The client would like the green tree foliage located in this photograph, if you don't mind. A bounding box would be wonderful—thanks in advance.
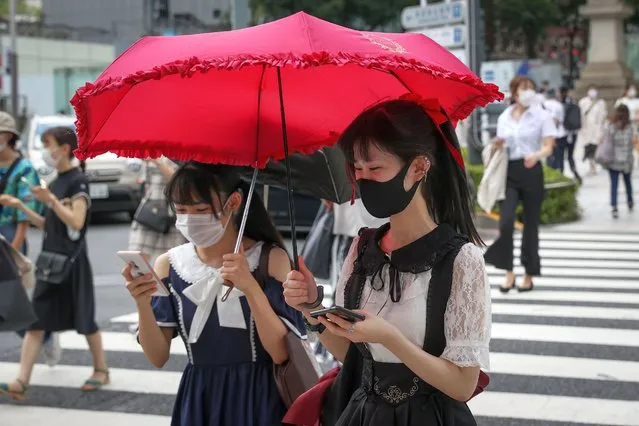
[250,0,415,30]
[0,0,40,17]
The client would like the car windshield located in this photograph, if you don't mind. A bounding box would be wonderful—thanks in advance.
[33,122,76,149]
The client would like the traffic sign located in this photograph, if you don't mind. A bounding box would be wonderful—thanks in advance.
[412,25,466,49]
[401,1,466,30]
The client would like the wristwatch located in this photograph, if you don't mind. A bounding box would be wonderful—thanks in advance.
[304,317,326,334]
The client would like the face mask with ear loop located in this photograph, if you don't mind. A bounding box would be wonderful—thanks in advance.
[175,197,234,248]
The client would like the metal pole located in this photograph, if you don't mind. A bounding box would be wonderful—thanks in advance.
[221,167,259,302]
[9,0,18,116]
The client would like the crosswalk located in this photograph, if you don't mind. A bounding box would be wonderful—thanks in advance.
[2,230,639,425]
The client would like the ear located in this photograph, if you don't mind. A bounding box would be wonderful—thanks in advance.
[411,156,430,180]
[227,191,243,214]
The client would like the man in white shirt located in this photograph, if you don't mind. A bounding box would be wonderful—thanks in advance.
[543,89,568,171]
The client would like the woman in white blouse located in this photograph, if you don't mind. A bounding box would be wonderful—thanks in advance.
[484,76,556,293]
[284,97,491,425]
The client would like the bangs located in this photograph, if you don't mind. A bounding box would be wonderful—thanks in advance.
[165,164,226,215]
[338,105,404,179]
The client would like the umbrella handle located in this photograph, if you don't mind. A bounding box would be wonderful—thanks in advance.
[221,168,259,302]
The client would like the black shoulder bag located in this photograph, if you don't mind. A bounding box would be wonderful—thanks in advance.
[35,241,85,285]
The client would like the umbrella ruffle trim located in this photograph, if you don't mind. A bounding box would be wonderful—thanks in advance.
[71,52,503,158]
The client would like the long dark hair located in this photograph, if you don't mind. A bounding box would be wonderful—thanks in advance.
[41,126,86,172]
[165,161,287,252]
[339,99,482,245]
[613,104,630,130]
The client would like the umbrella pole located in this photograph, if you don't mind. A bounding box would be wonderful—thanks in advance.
[263,184,269,210]
[221,167,259,302]
[276,67,299,270]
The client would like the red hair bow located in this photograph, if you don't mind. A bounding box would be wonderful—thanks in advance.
[399,93,465,170]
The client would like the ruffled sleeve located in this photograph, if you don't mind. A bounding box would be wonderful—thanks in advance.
[263,277,307,338]
[440,243,491,369]
[151,278,178,329]
[334,236,359,307]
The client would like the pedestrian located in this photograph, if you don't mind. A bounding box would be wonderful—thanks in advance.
[579,84,608,175]
[284,96,491,425]
[0,127,109,400]
[559,86,583,183]
[128,157,185,264]
[0,111,62,367]
[122,161,305,426]
[605,104,638,218]
[484,76,556,293]
[614,82,639,124]
[543,88,567,172]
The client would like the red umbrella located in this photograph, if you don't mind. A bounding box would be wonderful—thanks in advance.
[71,12,502,291]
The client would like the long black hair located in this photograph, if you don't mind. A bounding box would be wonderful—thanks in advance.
[165,161,287,252]
[339,99,482,246]
[41,126,87,173]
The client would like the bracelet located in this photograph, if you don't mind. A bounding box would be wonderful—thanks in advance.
[304,317,326,334]
[299,285,324,310]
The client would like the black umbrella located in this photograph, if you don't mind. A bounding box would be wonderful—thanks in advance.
[0,240,37,332]
[237,146,352,204]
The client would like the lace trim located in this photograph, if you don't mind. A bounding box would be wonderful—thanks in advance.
[249,314,257,362]
[373,376,419,404]
[169,283,193,364]
[168,241,263,284]
[440,345,490,369]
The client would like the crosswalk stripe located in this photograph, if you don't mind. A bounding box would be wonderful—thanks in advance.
[487,265,639,279]
[491,303,639,321]
[488,275,639,290]
[514,239,639,251]
[58,331,187,355]
[491,289,639,305]
[518,257,639,269]
[492,323,639,347]
[0,405,170,426]
[468,392,639,425]
[0,362,181,394]
[533,231,639,242]
[515,248,639,261]
[489,353,639,382]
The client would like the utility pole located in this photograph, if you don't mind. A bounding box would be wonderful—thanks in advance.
[9,0,19,116]
[231,0,251,30]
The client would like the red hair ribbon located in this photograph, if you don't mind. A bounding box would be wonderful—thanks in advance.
[399,93,466,170]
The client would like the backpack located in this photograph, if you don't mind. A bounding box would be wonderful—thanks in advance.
[564,102,582,131]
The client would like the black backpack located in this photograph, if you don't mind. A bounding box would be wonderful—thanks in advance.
[564,102,582,131]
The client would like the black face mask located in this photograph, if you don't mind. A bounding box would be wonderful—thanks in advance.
[357,161,420,219]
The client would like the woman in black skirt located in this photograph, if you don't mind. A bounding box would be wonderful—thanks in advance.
[0,127,108,400]
[283,97,491,425]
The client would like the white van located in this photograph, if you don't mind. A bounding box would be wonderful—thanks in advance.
[21,114,144,218]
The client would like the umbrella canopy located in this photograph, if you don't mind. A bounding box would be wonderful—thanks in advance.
[72,12,502,165]
[237,146,351,204]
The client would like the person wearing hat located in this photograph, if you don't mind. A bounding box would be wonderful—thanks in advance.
[0,111,61,367]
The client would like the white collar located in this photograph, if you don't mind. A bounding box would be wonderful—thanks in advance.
[168,241,264,284]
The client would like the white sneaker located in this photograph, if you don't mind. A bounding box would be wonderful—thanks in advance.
[43,333,62,367]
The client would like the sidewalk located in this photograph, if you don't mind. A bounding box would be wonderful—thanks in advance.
[477,166,639,234]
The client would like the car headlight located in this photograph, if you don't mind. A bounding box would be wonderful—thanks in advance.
[126,159,143,173]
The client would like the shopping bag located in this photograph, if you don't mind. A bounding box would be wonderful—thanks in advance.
[595,127,614,167]
[0,240,37,331]
[300,204,334,280]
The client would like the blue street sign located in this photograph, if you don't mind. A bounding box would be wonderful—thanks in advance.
[401,1,466,30]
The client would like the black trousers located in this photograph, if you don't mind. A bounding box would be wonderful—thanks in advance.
[484,160,544,276]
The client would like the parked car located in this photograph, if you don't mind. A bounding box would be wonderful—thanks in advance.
[21,114,144,218]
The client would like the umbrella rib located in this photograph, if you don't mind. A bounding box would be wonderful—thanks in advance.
[254,65,266,165]
[320,149,341,203]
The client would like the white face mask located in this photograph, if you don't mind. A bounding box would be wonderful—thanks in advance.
[587,89,598,99]
[42,149,61,168]
[517,89,537,107]
[175,205,232,248]
[628,88,637,98]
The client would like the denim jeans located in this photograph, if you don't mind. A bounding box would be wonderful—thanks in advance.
[608,169,634,208]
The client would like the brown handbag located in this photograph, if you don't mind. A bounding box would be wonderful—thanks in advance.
[254,244,322,407]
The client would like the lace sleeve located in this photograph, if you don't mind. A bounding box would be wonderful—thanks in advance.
[335,236,359,307]
[440,243,491,369]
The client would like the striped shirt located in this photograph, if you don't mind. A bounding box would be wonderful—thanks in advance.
[0,157,43,225]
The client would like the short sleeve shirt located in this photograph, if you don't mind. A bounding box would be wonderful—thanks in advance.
[0,157,43,225]
[497,104,557,160]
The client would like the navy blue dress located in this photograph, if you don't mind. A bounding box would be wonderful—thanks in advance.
[150,242,306,426]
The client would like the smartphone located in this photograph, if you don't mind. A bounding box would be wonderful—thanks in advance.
[116,251,169,297]
[310,306,365,322]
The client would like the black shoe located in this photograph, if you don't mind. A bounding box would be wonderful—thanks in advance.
[517,281,534,292]
[629,201,634,212]
[612,207,619,219]
[499,277,516,293]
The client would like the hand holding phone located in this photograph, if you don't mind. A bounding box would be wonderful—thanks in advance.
[117,251,169,297]
[310,306,365,322]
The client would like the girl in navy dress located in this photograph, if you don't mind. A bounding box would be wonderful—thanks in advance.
[122,161,305,426]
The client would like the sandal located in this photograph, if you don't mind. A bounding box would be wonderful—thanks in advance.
[0,379,29,401]
[81,368,110,392]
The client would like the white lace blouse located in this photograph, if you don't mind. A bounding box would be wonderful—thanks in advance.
[335,238,491,369]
